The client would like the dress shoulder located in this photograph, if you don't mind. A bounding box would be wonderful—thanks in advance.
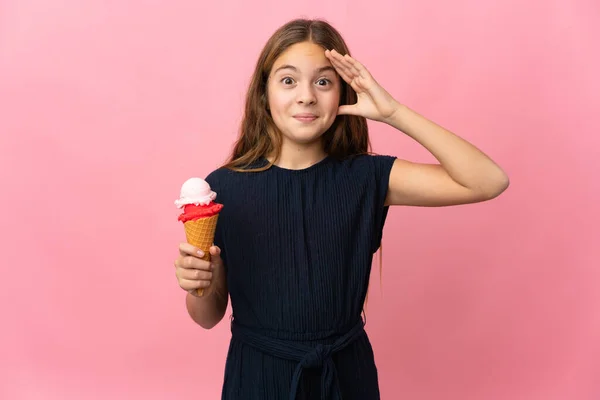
[205,166,230,190]
[348,153,397,253]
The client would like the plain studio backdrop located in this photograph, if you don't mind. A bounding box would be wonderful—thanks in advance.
[1,1,598,399]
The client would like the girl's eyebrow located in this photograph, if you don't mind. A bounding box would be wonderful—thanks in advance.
[273,65,336,74]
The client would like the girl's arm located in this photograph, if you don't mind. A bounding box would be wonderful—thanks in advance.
[324,49,509,207]
[186,285,228,330]
[384,105,509,207]
[185,246,229,329]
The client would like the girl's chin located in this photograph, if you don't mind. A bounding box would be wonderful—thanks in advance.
[283,128,328,141]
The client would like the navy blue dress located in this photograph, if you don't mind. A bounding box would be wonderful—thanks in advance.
[205,153,397,399]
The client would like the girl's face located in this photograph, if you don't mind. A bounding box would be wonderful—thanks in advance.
[267,41,341,148]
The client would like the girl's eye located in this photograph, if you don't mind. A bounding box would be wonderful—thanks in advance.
[280,77,331,86]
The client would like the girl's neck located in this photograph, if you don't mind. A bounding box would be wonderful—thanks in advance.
[267,141,328,170]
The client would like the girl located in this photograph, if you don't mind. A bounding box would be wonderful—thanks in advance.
[174,18,508,400]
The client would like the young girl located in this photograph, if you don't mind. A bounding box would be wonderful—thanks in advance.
[174,18,508,400]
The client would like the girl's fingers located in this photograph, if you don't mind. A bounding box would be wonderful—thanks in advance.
[342,54,361,70]
[329,50,357,72]
[179,242,205,258]
[179,278,210,290]
[327,52,355,83]
[177,267,213,281]
[330,49,372,82]
[174,255,213,271]
[332,61,353,83]
[340,58,363,80]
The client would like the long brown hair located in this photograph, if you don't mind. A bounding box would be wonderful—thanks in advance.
[222,18,372,172]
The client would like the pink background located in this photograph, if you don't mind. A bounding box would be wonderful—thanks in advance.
[1,0,598,399]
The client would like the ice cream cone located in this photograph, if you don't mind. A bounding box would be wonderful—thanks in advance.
[183,214,219,296]
[176,177,223,298]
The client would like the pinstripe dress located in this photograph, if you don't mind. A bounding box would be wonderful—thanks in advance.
[205,153,396,399]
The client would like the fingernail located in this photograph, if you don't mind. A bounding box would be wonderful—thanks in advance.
[197,250,204,257]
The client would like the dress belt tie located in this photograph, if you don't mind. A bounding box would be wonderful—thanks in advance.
[231,319,366,400]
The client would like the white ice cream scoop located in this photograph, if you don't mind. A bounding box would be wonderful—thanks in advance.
[174,177,217,208]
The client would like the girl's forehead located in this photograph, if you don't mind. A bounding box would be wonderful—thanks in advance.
[272,42,331,72]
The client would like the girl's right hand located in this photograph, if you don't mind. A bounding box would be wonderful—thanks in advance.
[174,243,222,296]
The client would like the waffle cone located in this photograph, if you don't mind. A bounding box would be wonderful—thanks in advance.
[183,214,219,296]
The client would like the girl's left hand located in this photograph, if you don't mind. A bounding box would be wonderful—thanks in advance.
[325,49,401,124]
